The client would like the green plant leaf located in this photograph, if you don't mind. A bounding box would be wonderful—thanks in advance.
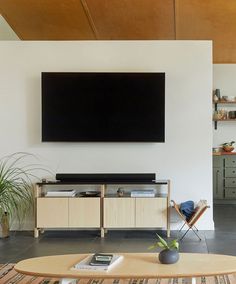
[148,245,157,250]
[148,234,180,252]
[0,152,52,227]
[223,141,235,146]
[157,242,165,248]
[156,234,169,249]
[169,239,179,250]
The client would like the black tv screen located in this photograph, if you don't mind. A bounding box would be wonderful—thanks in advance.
[42,72,165,142]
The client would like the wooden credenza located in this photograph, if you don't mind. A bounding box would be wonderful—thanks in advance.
[34,180,170,238]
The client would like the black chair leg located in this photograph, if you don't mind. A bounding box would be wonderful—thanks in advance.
[192,227,202,241]
[178,223,186,232]
[179,226,201,241]
[179,228,190,241]
[193,225,199,231]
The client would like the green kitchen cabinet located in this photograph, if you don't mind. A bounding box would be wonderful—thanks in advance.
[213,155,236,202]
[213,167,224,199]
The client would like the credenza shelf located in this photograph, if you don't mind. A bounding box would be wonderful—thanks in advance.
[34,180,171,238]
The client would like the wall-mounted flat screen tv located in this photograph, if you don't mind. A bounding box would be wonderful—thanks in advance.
[42,72,165,142]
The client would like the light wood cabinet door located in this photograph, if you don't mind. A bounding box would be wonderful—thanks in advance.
[68,198,100,228]
[37,198,68,228]
[104,198,135,228]
[135,198,167,228]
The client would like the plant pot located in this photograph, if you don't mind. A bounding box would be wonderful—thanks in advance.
[158,249,179,264]
[0,212,10,238]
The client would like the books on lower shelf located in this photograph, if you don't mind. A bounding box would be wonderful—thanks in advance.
[71,254,123,272]
[45,189,76,197]
[131,190,155,197]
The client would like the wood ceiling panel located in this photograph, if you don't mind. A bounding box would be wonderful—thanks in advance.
[175,0,236,63]
[0,0,95,40]
[84,0,175,39]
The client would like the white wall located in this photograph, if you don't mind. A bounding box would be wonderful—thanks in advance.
[0,15,19,40]
[0,41,213,229]
[213,64,236,147]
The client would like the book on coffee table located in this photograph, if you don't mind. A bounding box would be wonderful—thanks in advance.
[71,254,123,272]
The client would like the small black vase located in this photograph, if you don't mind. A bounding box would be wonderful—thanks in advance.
[158,249,179,264]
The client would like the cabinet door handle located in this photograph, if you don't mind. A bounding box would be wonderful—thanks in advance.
[233,171,235,173]
[216,170,219,195]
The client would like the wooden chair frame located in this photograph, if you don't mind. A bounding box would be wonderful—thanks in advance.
[171,200,210,241]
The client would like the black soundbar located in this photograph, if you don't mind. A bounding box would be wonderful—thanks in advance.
[55,173,156,183]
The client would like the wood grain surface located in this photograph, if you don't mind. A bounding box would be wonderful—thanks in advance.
[15,253,236,279]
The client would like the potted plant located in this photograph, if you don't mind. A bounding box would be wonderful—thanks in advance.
[222,141,235,152]
[149,234,179,264]
[0,153,41,238]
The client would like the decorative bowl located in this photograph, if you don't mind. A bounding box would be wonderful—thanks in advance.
[223,146,234,152]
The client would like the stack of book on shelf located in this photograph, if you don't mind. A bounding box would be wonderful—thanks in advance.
[71,253,123,272]
[45,189,76,197]
[131,189,155,197]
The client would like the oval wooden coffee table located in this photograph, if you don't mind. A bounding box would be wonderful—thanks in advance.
[14,253,236,284]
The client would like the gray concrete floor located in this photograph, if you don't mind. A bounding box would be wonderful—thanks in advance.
[0,204,235,263]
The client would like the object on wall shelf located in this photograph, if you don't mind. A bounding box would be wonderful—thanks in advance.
[215,89,221,100]
[213,100,236,129]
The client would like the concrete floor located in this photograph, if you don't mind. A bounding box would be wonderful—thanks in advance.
[0,204,235,263]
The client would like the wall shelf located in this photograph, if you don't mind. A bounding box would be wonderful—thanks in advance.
[214,101,236,104]
[213,101,236,129]
[213,119,236,121]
